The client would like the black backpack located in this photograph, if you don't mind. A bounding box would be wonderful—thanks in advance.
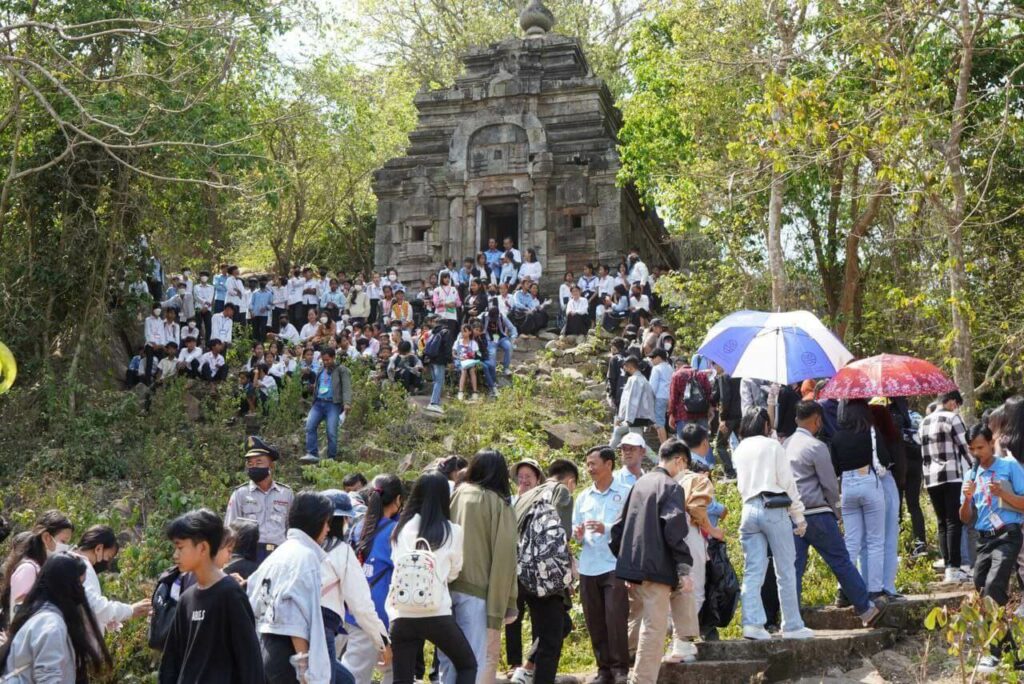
[683,374,710,414]
[148,566,182,650]
[423,327,451,365]
[699,539,739,629]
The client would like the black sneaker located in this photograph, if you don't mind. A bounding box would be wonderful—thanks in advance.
[911,542,929,559]
[834,592,852,608]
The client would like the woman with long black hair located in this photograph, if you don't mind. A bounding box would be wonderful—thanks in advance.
[1,510,73,627]
[438,450,518,684]
[341,475,404,684]
[387,472,475,684]
[0,553,111,683]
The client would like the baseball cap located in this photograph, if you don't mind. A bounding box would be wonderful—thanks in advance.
[620,433,647,448]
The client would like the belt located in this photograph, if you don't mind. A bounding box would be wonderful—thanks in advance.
[980,523,1021,539]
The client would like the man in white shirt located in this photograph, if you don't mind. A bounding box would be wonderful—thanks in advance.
[143,306,166,384]
[224,265,245,312]
[155,342,179,384]
[161,308,180,349]
[302,267,321,317]
[503,237,522,267]
[194,271,215,345]
[199,340,228,382]
[287,267,306,327]
[271,315,301,346]
[210,303,235,346]
[177,337,203,377]
[627,248,650,290]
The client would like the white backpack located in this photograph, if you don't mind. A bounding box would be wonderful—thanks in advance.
[387,538,444,614]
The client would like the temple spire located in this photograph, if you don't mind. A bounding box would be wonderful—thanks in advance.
[520,0,555,38]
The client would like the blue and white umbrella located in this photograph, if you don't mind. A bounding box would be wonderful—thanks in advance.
[695,310,853,384]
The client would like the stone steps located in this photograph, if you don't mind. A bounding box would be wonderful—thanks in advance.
[801,591,967,632]
[658,658,770,683]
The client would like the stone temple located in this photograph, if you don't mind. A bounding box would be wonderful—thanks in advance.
[372,0,676,289]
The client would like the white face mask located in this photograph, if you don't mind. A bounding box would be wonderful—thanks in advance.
[320,317,329,325]
[389,274,397,281]
[665,343,673,351]
[50,541,70,556]
[153,308,162,317]
[183,271,191,277]
[200,276,209,283]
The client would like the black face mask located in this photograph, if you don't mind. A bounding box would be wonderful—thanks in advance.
[93,560,111,574]
[247,467,271,483]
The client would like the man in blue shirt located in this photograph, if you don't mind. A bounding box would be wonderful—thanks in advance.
[960,422,1024,673]
[249,278,273,343]
[212,263,229,313]
[484,237,503,273]
[301,349,351,464]
[574,445,631,684]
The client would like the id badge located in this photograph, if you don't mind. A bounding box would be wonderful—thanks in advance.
[492,334,499,343]
[990,509,1005,530]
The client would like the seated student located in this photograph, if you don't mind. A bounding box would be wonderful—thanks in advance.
[470,319,497,398]
[255,363,277,404]
[177,337,203,378]
[628,284,651,328]
[237,370,258,416]
[480,306,517,378]
[300,309,323,345]
[498,252,518,288]
[391,289,415,331]
[270,315,301,347]
[452,324,481,402]
[463,279,489,321]
[387,340,424,394]
[157,509,264,684]
[563,285,590,336]
[578,264,600,317]
[199,340,228,382]
[127,345,145,387]
[599,286,630,333]
[337,334,360,362]
[960,423,1024,674]
[299,348,322,391]
[509,281,549,336]
[155,342,180,384]
[181,318,201,346]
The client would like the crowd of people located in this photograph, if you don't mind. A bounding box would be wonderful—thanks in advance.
[5,247,1024,682]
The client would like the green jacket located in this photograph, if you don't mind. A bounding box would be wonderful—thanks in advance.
[317,364,352,406]
[448,483,518,630]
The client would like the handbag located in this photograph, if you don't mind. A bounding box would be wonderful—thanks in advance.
[760,491,793,509]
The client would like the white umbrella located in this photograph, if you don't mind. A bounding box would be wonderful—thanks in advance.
[695,310,853,384]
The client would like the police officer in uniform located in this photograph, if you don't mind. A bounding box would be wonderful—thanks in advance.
[225,435,294,563]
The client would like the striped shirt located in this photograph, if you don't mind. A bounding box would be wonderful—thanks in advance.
[919,409,970,488]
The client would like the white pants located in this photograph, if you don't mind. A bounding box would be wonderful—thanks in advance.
[340,624,392,684]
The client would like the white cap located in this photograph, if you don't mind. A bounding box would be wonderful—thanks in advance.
[620,433,647,448]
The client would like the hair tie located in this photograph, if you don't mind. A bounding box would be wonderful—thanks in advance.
[374,486,383,494]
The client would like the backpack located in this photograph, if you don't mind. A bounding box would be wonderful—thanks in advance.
[683,374,709,415]
[147,566,182,650]
[516,487,572,598]
[423,327,450,365]
[387,538,445,615]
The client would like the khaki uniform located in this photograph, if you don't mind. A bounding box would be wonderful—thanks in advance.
[225,480,293,552]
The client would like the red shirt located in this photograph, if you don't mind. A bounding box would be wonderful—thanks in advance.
[667,367,715,423]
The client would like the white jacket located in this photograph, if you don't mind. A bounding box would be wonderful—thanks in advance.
[320,542,388,651]
[617,371,656,425]
[75,553,133,635]
[1,603,76,683]
[385,515,463,622]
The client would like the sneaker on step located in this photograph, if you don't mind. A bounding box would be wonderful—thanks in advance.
[976,655,1000,674]
[859,604,882,627]
[944,567,969,583]
[299,453,320,465]
[960,565,974,579]
[489,388,498,398]
[457,391,465,401]
[911,541,929,558]
[510,667,534,684]
[782,627,816,640]
[425,403,444,414]
[742,625,772,641]
[662,639,697,663]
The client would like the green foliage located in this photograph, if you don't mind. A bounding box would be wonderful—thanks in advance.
[925,596,1024,682]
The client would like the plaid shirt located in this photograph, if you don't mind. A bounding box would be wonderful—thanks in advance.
[918,409,970,488]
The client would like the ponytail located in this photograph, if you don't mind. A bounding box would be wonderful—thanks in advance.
[355,474,403,562]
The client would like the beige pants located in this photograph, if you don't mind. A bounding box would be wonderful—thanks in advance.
[627,583,642,652]
[629,581,700,684]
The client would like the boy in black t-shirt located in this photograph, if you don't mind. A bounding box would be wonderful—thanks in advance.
[158,509,265,684]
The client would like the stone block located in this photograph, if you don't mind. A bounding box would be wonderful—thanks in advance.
[543,422,600,450]
[869,649,917,684]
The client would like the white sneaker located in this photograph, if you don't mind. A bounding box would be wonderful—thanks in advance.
[782,627,816,640]
[961,565,974,579]
[976,655,1000,674]
[457,391,465,401]
[425,404,444,415]
[510,667,534,684]
[662,639,697,663]
[743,625,772,641]
[944,567,970,583]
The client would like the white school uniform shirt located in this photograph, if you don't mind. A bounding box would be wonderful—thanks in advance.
[497,293,513,316]
[558,283,572,309]
[286,277,305,306]
[628,259,650,285]
[271,284,289,309]
[321,543,388,652]
[366,281,383,301]
[300,322,320,342]
[199,350,225,374]
[210,312,234,344]
[277,323,300,346]
[180,324,201,342]
[578,275,599,294]
[508,247,522,264]
[259,374,278,396]
[162,321,180,347]
[74,554,133,635]
[630,294,650,312]
[597,275,616,296]
[144,315,166,346]
[304,277,322,306]
[518,261,542,283]
[225,276,245,307]
[239,288,252,315]
[565,297,588,315]
[178,347,203,365]
[194,283,214,311]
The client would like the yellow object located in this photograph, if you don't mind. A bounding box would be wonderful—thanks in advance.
[0,341,16,394]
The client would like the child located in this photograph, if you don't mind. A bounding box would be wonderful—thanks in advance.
[237,370,257,416]
[452,324,480,402]
[127,346,145,387]
[155,342,179,385]
[157,509,264,684]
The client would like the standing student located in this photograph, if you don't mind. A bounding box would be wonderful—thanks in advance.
[158,509,265,684]
[213,263,229,313]
[0,554,112,684]
[423,315,454,415]
[248,492,335,684]
[143,305,167,384]
[434,273,462,338]
[608,441,696,683]
[1,510,74,625]
[388,473,476,684]
[609,356,655,448]
[271,275,290,334]
[960,424,1024,673]
[224,265,245,314]
[211,303,236,346]
[574,446,631,684]
[648,349,673,444]
[440,450,519,684]
[251,278,273,343]
[321,491,386,684]
[732,407,813,641]
[302,348,352,465]
[287,268,306,328]
[73,525,152,635]
[225,436,294,562]
[342,475,404,684]
[920,390,972,583]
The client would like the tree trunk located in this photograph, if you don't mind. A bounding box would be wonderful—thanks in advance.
[836,181,887,342]
[767,167,788,311]
[942,0,978,418]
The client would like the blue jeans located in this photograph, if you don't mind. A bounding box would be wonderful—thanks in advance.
[841,471,885,593]
[439,592,489,684]
[305,399,342,459]
[739,498,805,631]
[483,358,497,389]
[795,512,872,614]
[430,363,446,406]
[496,337,513,370]
[324,609,356,684]
[877,473,900,594]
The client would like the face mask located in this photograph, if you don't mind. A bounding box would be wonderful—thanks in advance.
[92,560,111,574]
[247,467,271,483]
[201,276,209,283]
[389,274,397,281]
[665,343,673,351]
[183,271,191,277]
[153,308,162,317]
[177,289,186,296]
[320,317,329,325]
[52,541,70,556]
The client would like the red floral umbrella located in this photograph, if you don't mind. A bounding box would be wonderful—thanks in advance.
[818,354,957,400]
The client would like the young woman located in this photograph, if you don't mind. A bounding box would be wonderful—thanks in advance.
[1,510,74,625]
[72,525,151,636]
[380,285,395,328]
[732,408,813,641]
[387,473,475,684]
[600,285,630,333]
[433,272,462,338]
[342,475,404,684]
[557,272,574,330]
[474,253,492,283]
[321,491,385,684]
[831,400,892,599]
[563,285,590,336]
[510,282,548,336]
[518,248,542,284]
[463,279,489,320]
[439,451,518,684]
[453,325,481,402]
[0,554,112,683]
